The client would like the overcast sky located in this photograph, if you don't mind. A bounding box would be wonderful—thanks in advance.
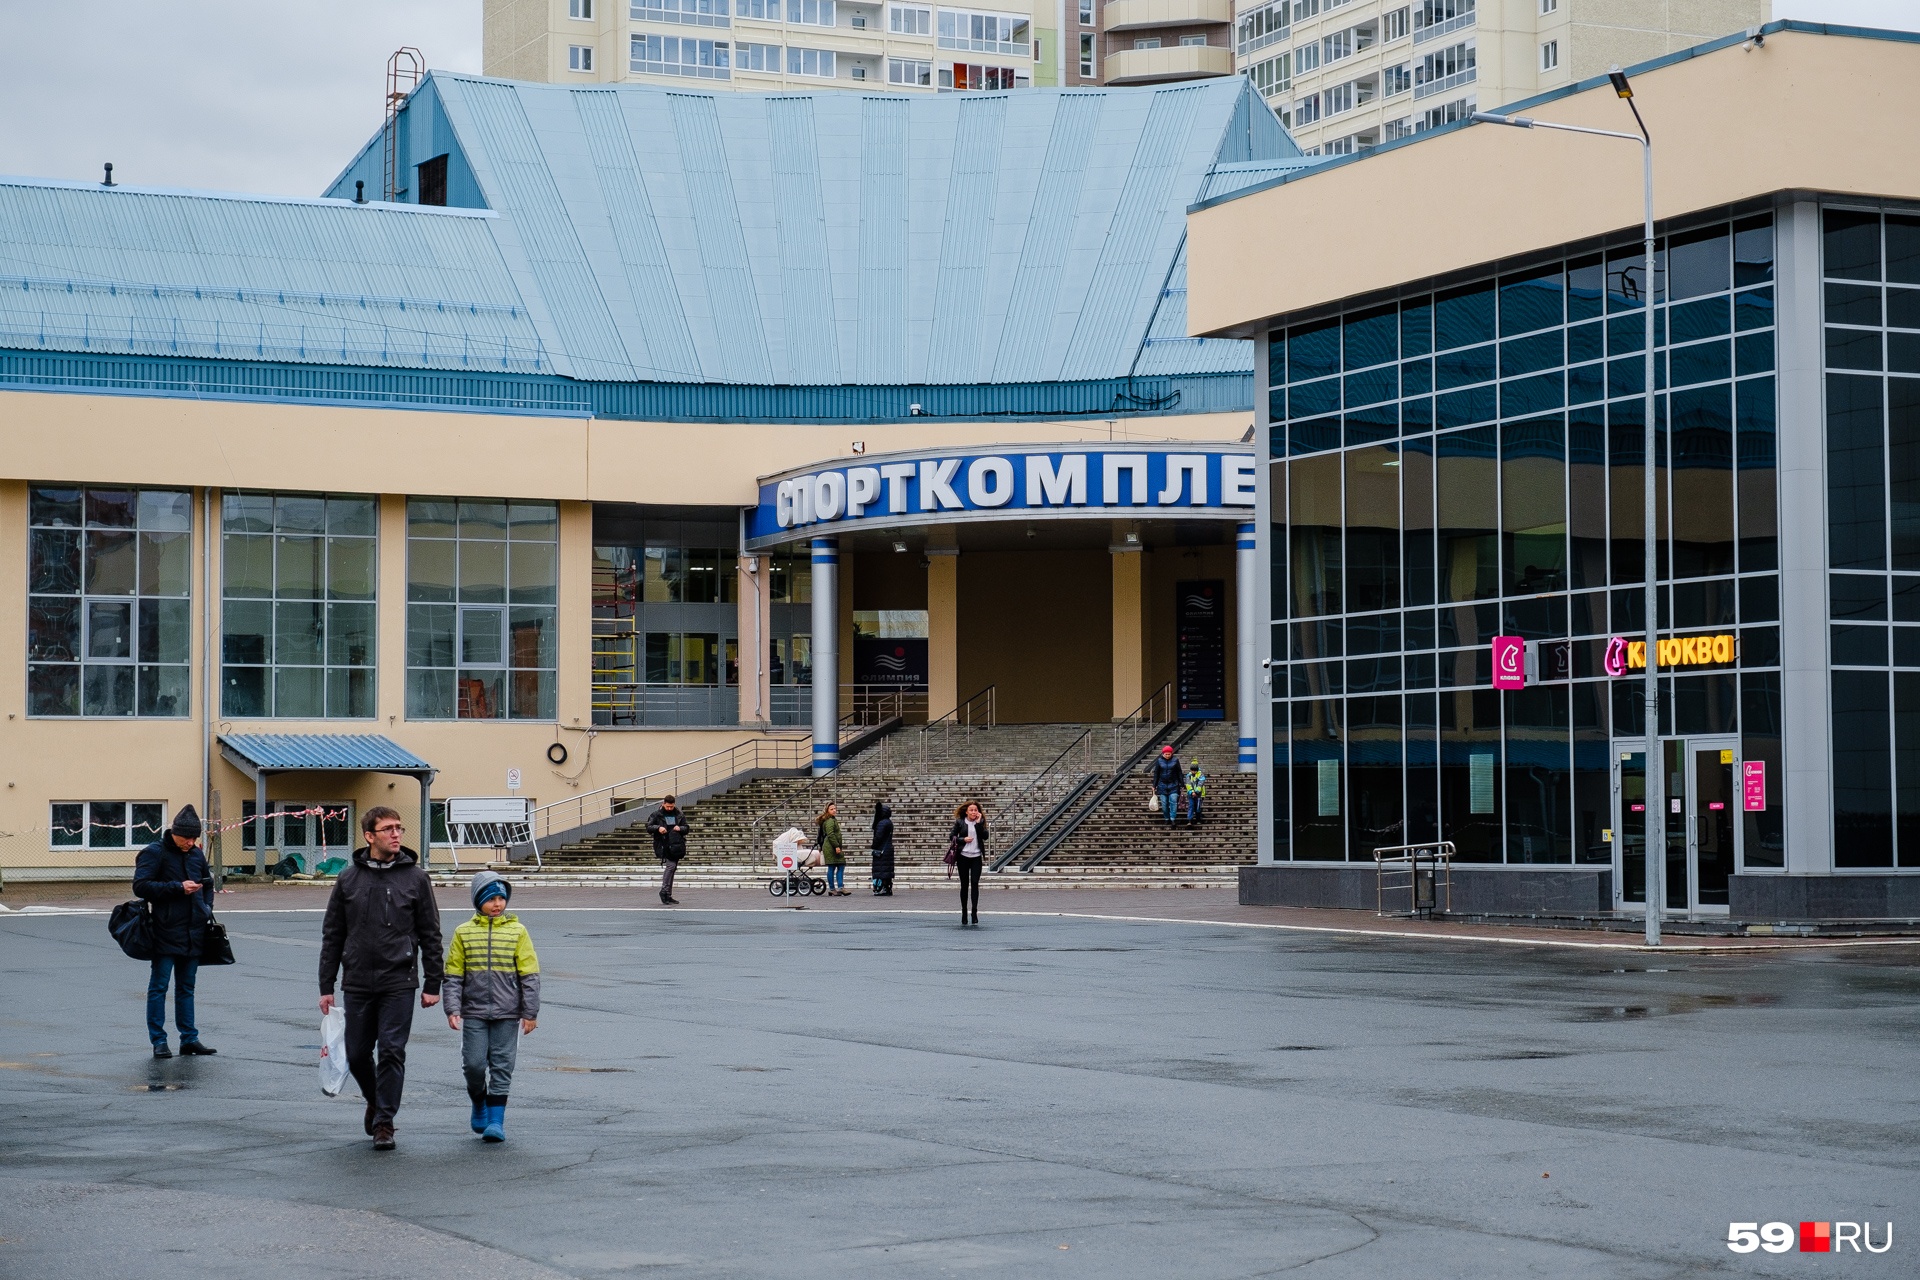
[0,0,1909,197]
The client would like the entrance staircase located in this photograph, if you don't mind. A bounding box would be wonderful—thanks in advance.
[494,719,1256,890]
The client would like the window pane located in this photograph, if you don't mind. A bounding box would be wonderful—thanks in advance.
[1737,377,1778,572]
[408,668,454,719]
[1501,416,1566,594]
[1347,695,1402,860]
[1828,373,1886,570]
[85,530,137,595]
[327,666,374,718]
[1667,226,1730,301]
[459,540,507,604]
[276,535,324,599]
[86,490,136,528]
[223,491,273,533]
[408,604,456,668]
[1670,384,1734,577]
[1833,669,1893,865]
[458,669,506,719]
[1499,269,1563,337]
[223,664,267,717]
[29,664,79,716]
[408,538,456,603]
[50,802,85,847]
[223,534,274,598]
[137,663,189,717]
[1289,453,1342,616]
[1505,685,1570,863]
[223,599,272,664]
[459,499,508,538]
[1824,208,1880,282]
[143,598,192,664]
[510,668,556,719]
[327,602,376,666]
[509,606,557,669]
[327,495,378,536]
[87,600,132,658]
[89,801,128,848]
[30,528,80,594]
[1289,699,1343,859]
[1441,687,1502,861]
[31,487,83,528]
[1401,437,1435,608]
[509,541,558,604]
[508,501,559,541]
[328,538,377,600]
[1345,446,1400,612]
[408,498,458,537]
[1891,379,1920,571]
[461,607,505,666]
[83,664,134,716]
[28,597,80,661]
[275,665,325,718]
[275,493,326,534]
[1434,282,1494,350]
[275,600,325,666]
[1438,426,1498,603]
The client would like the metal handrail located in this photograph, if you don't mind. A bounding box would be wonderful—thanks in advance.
[1111,681,1172,771]
[1373,841,1456,917]
[920,685,996,763]
[1021,717,1197,872]
[986,729,1096,869]
[529,735,810,844]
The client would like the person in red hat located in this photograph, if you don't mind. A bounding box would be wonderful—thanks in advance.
[1149,745,1183,828]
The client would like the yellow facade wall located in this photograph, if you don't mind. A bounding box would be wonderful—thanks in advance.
[1188,28,1920,337]
[958,549,1115,724]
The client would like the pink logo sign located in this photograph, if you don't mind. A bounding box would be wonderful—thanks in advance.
[1492,635,1525,690]
[1743,760,1767,812]
[1604,635,1629,677]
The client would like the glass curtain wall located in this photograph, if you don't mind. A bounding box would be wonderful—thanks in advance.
[1267,210,1782,866]
[592,506,740,726]
[406,499,559,720]
[1822,206,1920,867]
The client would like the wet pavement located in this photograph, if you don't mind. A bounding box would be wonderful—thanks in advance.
[1,899,1915,1278]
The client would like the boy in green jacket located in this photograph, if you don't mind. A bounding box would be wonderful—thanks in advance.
[444,870,540,1143]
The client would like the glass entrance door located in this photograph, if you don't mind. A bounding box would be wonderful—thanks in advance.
[1613,738,1738,915]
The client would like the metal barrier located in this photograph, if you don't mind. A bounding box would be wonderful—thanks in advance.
[988,729,1098,870]
[1373,842,1455,918]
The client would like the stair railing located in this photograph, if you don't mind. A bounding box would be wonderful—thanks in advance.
[1111,682,1173,772]
[988,729,1098,872]
[529,734,811,847]
[920,684,996,766]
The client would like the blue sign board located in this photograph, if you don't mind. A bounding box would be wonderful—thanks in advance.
[746,444,1257,548]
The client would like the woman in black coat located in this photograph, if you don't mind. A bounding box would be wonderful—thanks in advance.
[132,805,216,1058]
[947,801,988,926]
[870,801,895,896]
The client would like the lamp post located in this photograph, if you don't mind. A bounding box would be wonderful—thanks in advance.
[1473,67,1662,946]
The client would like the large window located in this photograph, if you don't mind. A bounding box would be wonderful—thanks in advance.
[937,8,1030,56]
[632,0,730,26]
[1250,51,1289,99]
[407,499,557,721]
[221,492,376,719]
[737,41,781,69]
[939,62,1024,89]
[890,57,932,84]
[1266,212,1780,866]
[787,46,837,76]
[1414,39,1474,98]
[632,34,732,76]
[29,487,191,718]
[49,800,165,851]
[1237,0,1289,58]
[890,3,931,33]
[1821,207,1920,867]
[593,507,740,726]
[1078,32,1093,76]
[791,0,834,25]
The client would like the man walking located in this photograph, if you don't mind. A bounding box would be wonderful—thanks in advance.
[646,795,689,905]
[133,805,216,1058]
[1150,744,1183,828]
[318,806,442,1151]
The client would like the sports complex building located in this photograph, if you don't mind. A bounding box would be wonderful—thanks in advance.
[1188,22,1920,919]
[0,72,1282,880]
[7,19,1919,927]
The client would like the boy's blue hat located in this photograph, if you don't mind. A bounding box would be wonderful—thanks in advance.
[470,869,511,909]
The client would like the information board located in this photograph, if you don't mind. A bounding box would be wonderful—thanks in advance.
[1175,579,1226,720]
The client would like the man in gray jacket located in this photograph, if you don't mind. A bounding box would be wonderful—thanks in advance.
[318,806,442,1151]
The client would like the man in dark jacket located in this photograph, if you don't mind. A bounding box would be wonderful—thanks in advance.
[133,805,215,1059]
[870,801,895,896]
[645,796,689,906]
[318,805,442,1151]
[1150,745,1183,828]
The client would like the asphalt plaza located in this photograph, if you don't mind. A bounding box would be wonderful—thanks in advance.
[1,894,1916,1278]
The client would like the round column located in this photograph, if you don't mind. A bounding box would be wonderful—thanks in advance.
[1236,521,1258,774]
[810,536,839,775]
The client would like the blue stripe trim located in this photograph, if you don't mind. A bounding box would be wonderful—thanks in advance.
[812,745,841,759]
[811,555,838,564]
[0,348,1253,424]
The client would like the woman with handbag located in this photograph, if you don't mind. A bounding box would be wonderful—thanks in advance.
[816,802,849,896]
[947,801,989,926]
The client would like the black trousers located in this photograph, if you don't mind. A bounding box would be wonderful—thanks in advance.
[344,989,415,1128]
[957,856,983,919]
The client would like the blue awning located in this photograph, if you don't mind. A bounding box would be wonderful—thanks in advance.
[219,734,434,776]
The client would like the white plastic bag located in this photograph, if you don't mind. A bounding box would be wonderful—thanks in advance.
[319,1006,350,1097]
[1146,792,1161,814]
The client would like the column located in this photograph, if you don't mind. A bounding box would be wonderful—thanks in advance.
[1111,542,1147,718]
[927,549,959,721]
[736,551,770,726]
[1236,520,1259,773]
[810,536,839,775]
[1774,200,1833,875]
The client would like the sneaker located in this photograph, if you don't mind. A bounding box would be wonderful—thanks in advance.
[662,896,680,905]
[179,1041,217,1056]
[152,1044,172,1059]
[373,1125,396,1151]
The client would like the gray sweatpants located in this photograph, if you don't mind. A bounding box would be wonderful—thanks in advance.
[462,1017,519,1101]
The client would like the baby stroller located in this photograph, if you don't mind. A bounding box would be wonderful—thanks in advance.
[768,827,827,899]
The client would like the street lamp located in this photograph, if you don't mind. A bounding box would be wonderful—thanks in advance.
[1472,68,1663,946]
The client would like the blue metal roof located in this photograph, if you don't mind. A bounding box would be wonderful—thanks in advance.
[328,75,1297,388]
[221,733,433,773]
[0,78,1301,417]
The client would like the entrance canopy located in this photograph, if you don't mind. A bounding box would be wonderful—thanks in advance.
[218,734,436,875]
[745,442,1256,551]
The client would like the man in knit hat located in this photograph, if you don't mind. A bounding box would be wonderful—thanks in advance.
[133,803,216,1058]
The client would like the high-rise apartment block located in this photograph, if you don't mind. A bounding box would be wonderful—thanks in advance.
[485,0,1060,90]
[1232,0,1767,154]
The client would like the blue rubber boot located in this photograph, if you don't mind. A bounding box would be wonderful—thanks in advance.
[470,1097,487,1134]
[482,1097,506,1143]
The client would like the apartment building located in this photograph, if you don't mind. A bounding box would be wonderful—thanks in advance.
[484,0,1060,91]
[1232,0,1766,154]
